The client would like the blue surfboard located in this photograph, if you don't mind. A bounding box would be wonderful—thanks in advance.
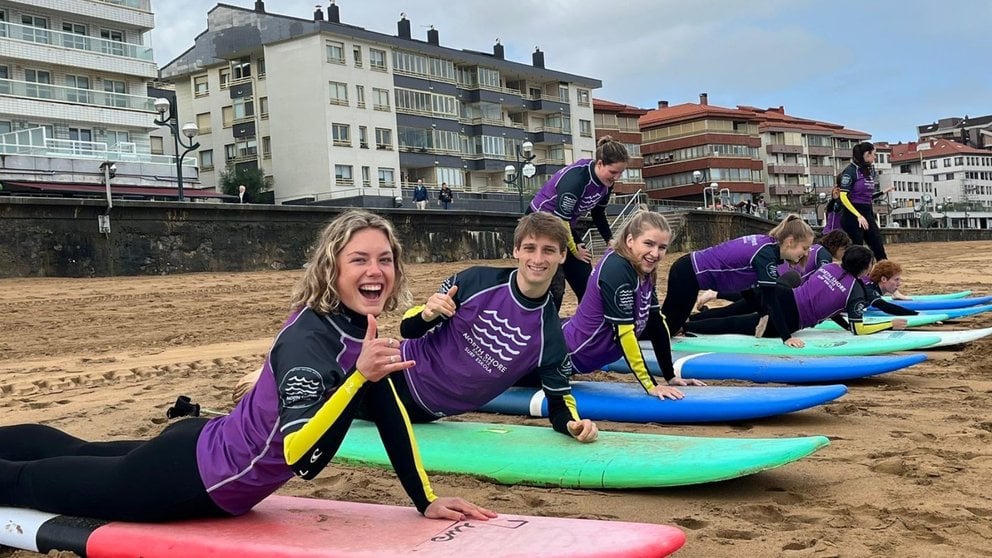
[481,382,847,423]
[603,350,927,383]
[883,290,972,301]
[889,295,992,311]
[866,303,992,320]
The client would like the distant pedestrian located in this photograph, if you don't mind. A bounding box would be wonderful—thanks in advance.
[438,183,453,210]
[412,179,429,210]
[237,184,250,204]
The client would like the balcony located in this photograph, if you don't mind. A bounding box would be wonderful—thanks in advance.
[765,144,803,154]
[0,127,195,168]
[1,20,154,60]
[0,22,156,78]
[15,0,154,28]
[767,164,807,175]
[0,78,154,111]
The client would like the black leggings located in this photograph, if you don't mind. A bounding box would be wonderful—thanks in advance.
[0,418,226,522]
[550,251,594,310]
[684,285,802,338]
[841,202,887,260]
[660,254,701,336]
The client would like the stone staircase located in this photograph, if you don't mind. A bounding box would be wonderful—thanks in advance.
[584,208,686,256]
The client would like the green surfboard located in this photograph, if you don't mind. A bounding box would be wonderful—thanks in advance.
[668,330,940,356]
[334,420,829,489]
[813,313,949,331]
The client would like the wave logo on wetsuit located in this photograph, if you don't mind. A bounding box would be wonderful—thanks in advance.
[559,192,578,216]
[766,262,780,279]
[463,310,531,374]
[279,367,325,409]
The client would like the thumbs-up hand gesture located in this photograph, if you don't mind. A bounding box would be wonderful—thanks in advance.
[421,285,458,322]
[355,315,414,382]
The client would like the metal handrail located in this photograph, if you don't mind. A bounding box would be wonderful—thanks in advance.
[582,189,646,255]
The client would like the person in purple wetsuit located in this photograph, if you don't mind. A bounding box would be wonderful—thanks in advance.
[779,229,852,281]
[0,210,495,523]
[838,142,892,260]
[563,210,706,400]
[528,136,629,310]
[684,246,908,347]
[387,212,598,443]
[662,214,814,338]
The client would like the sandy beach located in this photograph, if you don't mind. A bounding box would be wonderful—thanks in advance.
[2,240,991,557]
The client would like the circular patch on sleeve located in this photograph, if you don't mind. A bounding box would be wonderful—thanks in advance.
[766,262,780,279]
[614,284,635,314]
[559,192,578,216]
[278,367,326,409]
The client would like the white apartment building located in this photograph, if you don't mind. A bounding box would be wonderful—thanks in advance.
[158,2,600,205]
[0,0,200,198]
[887,139,992,229]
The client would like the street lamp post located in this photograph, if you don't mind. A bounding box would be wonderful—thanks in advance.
[503,140,536,214]
[153,97,199,202]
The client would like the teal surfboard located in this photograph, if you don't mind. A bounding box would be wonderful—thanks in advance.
[883,290,972,301]
[813,313,949,331]
[669,331,941,356]
[335,420,829,489]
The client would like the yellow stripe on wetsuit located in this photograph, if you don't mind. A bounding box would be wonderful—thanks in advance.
[617,323,657,392]
[283,371,368,466]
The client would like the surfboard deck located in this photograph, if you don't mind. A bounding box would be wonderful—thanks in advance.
[797,327,992,348]
[866,303,992,320]
[669,331,941,356]
[813,313,949,331]
[0,495,686,558]
[604,350,927,383]
[883,290,972,301]
[481,382,847,423]
[889,295,992,311]
[335,420,830,489]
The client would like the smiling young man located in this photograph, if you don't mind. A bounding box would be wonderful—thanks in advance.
[382,212,598,443]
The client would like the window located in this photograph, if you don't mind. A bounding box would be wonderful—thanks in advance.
[25,69,52,99]
[946,173,954,181]
[361,166,371,187]
[332,123,351,146]
[577,89,590,106]
[369,48,387,71]
[326,41,345,64]
[259,97,269,118]
[150,136,164,154]
[0,121,12,135]
[222,106,234,127]
[199,149,214,170]
[579,119,592,137]
[219,68,230,89]
[69,127,92,142]
[196,112,211,135]
[231,57,251,80]
[102,79,126,107]
[0,65,7,94]
[372,88,390,111]
[359,126,369,148]
[61,22,86,49]
[929,160,937,169]
[375,128,392,149]
[378,167,396,187]
[194,75,208,96]
[65,75,90,103]
[356,85,366,108]
[225,138,258,161]
[100,29,125,56]
[329,81,348,105]
[21,15,49,44]
[943,158,951,168]
[262,136,271,158]
[559,84,569,102]
[257,58,265,77]
[233,97,254,120]
[353,46,363,68]
[105,130,130,148]
[335,165,354,186]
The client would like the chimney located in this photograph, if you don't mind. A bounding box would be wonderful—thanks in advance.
[327,1,340,23]
[532,47,545,68]
[254,0,265,13]
[699,92,708,105]
[397,13,411,39]
[658,100,669,109]
[493,39,504,59]
[427,25,439,46]
[314,5,324,22]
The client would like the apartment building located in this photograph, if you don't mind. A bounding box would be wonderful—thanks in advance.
[887,139,992,229]
[592,98,646,195]
[640,94,871,220]
[0,0,199,198]
[918,114,992,150]
[158,2,600,205]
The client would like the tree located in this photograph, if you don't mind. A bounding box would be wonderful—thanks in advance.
[218,165,266,200]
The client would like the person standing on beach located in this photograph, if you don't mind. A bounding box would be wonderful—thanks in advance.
[837,142,891,260]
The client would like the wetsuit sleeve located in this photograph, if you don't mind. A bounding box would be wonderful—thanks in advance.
[754,245,792,342]
[871,299,917,316]
[590,190,613,242]
[644,310,676,382]
[400,275,457,338]
[847,282,898,335]
[814,246,833,269]
[537,354,581,436]
[552,166,589,221]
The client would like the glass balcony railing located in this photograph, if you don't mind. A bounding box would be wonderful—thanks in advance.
[0,21,154,61]
[0,128,195,167]
[98,0,152,9]
[0,78,156,111]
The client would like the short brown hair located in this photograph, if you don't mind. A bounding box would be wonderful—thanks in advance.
[514,212,569,252]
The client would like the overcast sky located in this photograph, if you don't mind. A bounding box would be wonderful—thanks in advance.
[150,0,991,143]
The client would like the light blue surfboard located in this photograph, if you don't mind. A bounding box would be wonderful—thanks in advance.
[481,382,847,423]
[866,303,992,320]
[883,290,972,301]
[603,350,927,383]
[813,313,949,331]
[890,295,992,311]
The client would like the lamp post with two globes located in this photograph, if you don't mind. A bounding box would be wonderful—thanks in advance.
[153,97,199,202]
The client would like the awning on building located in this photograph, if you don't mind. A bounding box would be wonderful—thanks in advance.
[0,181,233,201]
